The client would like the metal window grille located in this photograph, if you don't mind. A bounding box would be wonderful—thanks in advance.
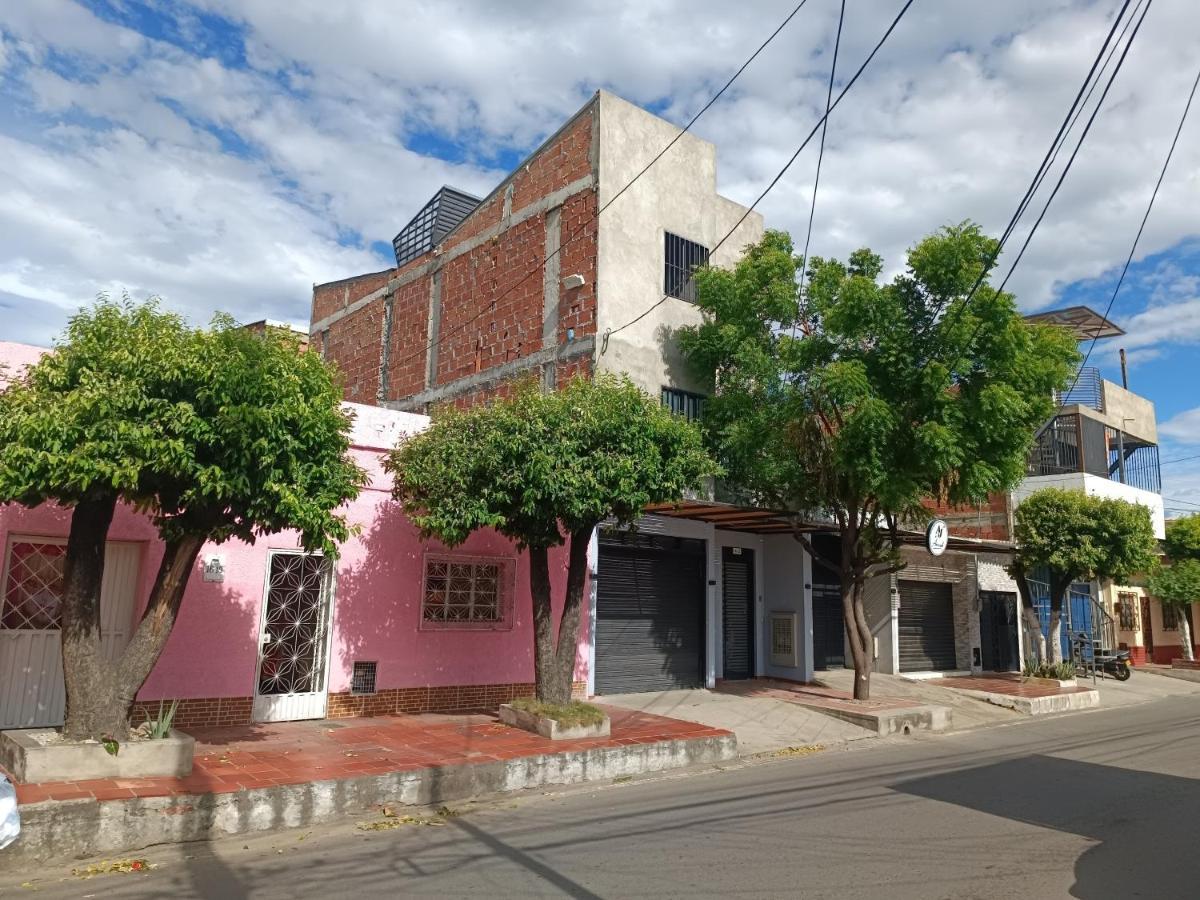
[664,232,710,302]
[1162,603,1180,631]
[351,661,378,695]
[423,558,503,623]
[392,186,482,268]
[661,387,705,423]
[1054,367,1104,411]
[2,540,66,630]
[769,612,798,667]
[1117,592,1138,631]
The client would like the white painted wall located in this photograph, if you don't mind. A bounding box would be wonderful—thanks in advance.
[760,534,812,682]
[592,91,765,397]
[1015,472,1165,539]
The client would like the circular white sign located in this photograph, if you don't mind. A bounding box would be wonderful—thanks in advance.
[926,519,949,557]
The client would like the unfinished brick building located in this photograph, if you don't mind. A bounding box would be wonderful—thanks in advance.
[310,90,762,411]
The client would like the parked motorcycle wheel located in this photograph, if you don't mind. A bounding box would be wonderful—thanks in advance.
[1111,663,1132,681]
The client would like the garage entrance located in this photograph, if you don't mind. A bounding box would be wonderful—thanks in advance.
[897,579,958,672]
[594,532,706,694]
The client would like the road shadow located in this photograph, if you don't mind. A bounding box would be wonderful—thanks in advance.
[894,754,1200,898]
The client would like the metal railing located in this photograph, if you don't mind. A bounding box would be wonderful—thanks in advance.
[1055,367,1104,411]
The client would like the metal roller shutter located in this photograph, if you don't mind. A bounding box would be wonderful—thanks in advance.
[811,581,845,670]
[595,533,706,694]
[721,548,754,680]
[897,579,957,672]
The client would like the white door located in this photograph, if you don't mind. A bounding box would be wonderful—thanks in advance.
[252,551,335,723]
[0,537,142,730]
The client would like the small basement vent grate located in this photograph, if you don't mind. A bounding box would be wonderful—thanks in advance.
[351,661,378,695]
[769,612,798,668]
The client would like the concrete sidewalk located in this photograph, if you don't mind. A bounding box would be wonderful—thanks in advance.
[817,670,1025,731]
[600,688,877,754]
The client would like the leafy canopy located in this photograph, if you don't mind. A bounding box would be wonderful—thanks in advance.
[1164,514,1200,562]
[0,299,365,552]
[1148,558,1200,610]
[679,223,1079,533]
[388,375,716,549]
[1013,488,1159,587]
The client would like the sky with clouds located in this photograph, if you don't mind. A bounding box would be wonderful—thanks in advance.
[2,0,1200,508]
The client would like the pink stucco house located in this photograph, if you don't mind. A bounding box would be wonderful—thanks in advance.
[0,341,582,731]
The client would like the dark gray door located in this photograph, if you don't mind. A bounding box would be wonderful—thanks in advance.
[595,533,706,694]
[812,581,845,670]
[898,580,957,672]
[722,547,754,680]
[979,591,1019,672]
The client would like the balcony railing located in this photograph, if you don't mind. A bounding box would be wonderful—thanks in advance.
[1028,414,1162,494]
[1054,367,1104,412]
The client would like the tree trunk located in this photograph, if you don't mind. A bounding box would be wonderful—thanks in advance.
[1022,605,1046,666]
[112,534,206,722]
[60,496,119,741]
[840,529,873,701]
[549,528,591,704]
[527,545,558,703]
[1047,604,1064,665]
[1178,610,1195,662]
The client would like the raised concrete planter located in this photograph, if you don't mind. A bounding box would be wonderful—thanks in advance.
[1171,659,1200,670]
[498,704,611,740]
[1023,676,1079,688]
[967,688,1099,716]
[812,703,951,736]
[0,729,194,783]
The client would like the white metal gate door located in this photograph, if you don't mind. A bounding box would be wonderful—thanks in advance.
[0,537,142,729]
[252,551,335,723]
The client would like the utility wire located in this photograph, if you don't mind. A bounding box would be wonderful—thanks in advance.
[927,0,1135,335]
[1064,58,1200,396]
[793,0,846,340]
[385,0,813,378]
[604,0,918,347]
[1162,453,1200,466]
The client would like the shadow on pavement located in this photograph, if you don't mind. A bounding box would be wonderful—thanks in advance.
[894,754,1200,899]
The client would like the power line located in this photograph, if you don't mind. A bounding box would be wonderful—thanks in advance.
[1162,453,1200,466]
[604,0,918,347]
[926,0,1136,334]
[386,0,813,379]
[991,0,1153,299]
[793,0,846,340]
[1064,57,1200,396]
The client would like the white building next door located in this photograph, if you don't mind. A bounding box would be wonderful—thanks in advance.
[0,537,142,730]
[252,551,335,723]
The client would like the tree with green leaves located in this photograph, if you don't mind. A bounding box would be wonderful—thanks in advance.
[679,224,1078,699]
[388,375,715,704]
[1012,488,1159,664]
[0,300,366,740]
[1147,514,1200,661]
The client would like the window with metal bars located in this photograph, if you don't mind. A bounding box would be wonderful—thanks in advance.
[351,661,378,695]
[1162,603,1181,631]
[1117,592,1138,631]
[2,539,66,630]
[664,232,710,302]
[661,387,705,423]
[421,555,513,629]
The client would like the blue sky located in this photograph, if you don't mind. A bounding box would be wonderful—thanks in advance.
[2,0,1200,504]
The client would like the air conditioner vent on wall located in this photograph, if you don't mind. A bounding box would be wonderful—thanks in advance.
[769,611,798,668]
[351,661,378,695]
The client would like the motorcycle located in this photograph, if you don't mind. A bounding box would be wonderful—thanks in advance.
[1072,633,1133,680]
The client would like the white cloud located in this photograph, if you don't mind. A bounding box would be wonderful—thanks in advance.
[1,0,1200,343]
[1160,407,1200,445]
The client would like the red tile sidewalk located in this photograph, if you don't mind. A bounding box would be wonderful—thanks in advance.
[716,678,923,713]
[931,674,1093,698]
[5,705,729,806]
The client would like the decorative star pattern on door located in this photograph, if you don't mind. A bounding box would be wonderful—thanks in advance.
[257,553,329,696]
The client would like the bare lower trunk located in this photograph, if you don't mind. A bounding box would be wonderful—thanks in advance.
[528,527,593,705]
[1179,613,1194,662]
[1022,605,1047,665]
[1047,607,1064,665]
[61,497,119,741]
[840,529,873,701]
[62,523,204,741]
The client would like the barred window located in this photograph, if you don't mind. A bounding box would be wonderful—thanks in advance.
[1162,603,1180,631]
[421,556,512,628]
[665,232,710,302]
[661,387,705,423]
[2,539,66,630]
[1117,592,1138,631]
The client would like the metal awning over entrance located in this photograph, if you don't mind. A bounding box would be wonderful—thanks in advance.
[643,500,1015,554]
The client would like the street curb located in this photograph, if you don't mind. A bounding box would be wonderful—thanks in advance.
[0,732,736,871]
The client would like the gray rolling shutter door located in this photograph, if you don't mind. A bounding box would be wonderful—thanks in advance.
[595,534,705,694]
[898,580,957,672]
[811,581,845,670]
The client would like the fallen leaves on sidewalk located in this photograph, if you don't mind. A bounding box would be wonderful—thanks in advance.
[357,805,462,831]
[765,745,825,758]
[70,858,153,878]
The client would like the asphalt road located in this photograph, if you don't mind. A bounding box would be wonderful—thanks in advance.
[7,696,1200,899]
